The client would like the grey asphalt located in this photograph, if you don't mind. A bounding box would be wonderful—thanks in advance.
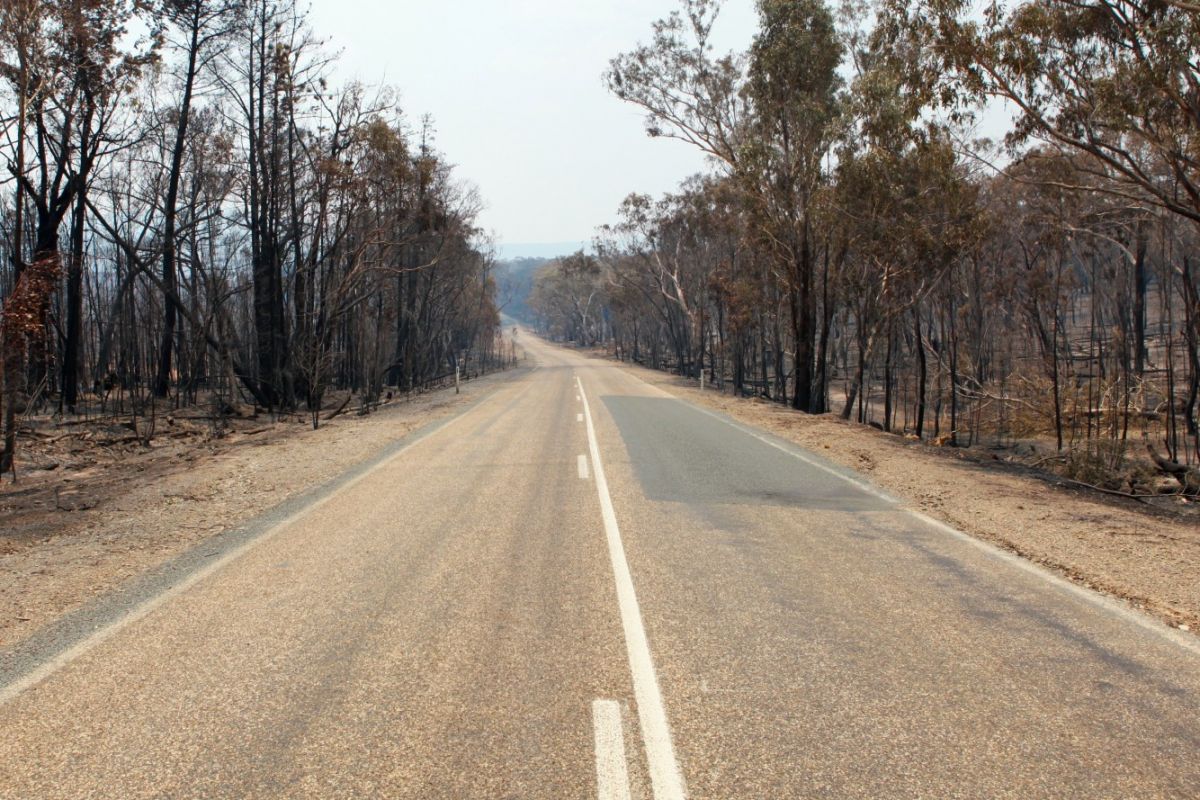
[1,334,1198,799]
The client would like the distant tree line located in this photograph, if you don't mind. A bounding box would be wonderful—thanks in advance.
[497,256,550,325]
[530,0,1200,488]
[0,0,504,473]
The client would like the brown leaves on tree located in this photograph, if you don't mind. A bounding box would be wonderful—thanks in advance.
[1,254,60,344]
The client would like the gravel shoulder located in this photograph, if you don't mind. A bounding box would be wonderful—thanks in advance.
[0,368,525,650]
[605,357,1200,634]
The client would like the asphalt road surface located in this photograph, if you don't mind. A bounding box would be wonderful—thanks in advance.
[2,333,1199,799]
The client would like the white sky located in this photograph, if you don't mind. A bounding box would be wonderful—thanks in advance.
[307,0,760,255]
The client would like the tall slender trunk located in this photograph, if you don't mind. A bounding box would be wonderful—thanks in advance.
[914,305,927,438]
[1,52,29,476]
[1133,224,1148,378]
[249,5,288,407]
[790,223,816,412]
[1180,258,1199,444]
[1051,261,1065,451]
[814,240,833,414]
[883,324,894,431]
[155,7,202,397]
[63,180,86,410]
[948,291,960,445]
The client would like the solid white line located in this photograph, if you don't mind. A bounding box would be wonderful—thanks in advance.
[579,454,590,480]
[593,699,634,800]
[578,376,687,800]
[682,401,1200,657]
[0,399,486,707]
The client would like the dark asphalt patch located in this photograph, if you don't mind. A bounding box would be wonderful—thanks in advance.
[602,396,892,512]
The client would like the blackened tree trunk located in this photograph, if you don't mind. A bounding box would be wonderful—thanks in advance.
[790,224,816,412]
[1133,225,1148,378]
[813,239,833,414]
[883,324,894,431]
[155,3,203,398]
[914,304,927,439]
[63,182,86,410]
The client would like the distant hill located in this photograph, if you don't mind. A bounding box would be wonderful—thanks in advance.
[495,243,594,324]
[496,257,551,324]
[497,241,588,260]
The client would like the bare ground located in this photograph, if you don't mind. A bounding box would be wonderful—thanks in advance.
[0,369,521,650]
[604,356,1200,635]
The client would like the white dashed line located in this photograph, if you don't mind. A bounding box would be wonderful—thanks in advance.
[593,699,633,800]
[578,454,590,480]
[577,376,687,800]
[578,413,584,422]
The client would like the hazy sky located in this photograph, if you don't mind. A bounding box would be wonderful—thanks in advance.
[307,1,760,254]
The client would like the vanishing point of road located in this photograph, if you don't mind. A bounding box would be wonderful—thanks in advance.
[1,333,1198,799]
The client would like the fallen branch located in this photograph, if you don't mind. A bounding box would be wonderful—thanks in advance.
[323,393,353,422]
[96,435,142,447]
[1055,477,1155,503]
[28,431,73,444]
[1029,454,1067,468]
[1145,439,1200,494]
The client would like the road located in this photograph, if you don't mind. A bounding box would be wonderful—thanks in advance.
[1,332,1199,799]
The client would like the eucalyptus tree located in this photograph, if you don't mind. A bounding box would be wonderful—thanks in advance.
[910,0,1200,226]
[4,0,154,411]
[153,0,244,398]
[902,0,1200,458]
[740,0,843,412]
[529,252,606,346]
[1,0,153,473]
[607,0,844,411]
[0,0,42,474]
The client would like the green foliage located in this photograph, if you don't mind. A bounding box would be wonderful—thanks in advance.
[903,0,1200,226]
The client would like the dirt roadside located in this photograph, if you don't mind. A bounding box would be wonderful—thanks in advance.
[605,357,1200,635]
[0,369,522,650]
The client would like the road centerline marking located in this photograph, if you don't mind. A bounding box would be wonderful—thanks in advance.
[577,376,687,800]
[593,699,634,800]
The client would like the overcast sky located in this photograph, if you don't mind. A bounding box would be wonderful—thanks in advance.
[306,1,760,256]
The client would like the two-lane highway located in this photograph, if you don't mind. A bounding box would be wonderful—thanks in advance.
[1,332,1198,798]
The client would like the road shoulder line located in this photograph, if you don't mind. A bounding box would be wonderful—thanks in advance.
[670,389,1200,658]
[0,387,502,705]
